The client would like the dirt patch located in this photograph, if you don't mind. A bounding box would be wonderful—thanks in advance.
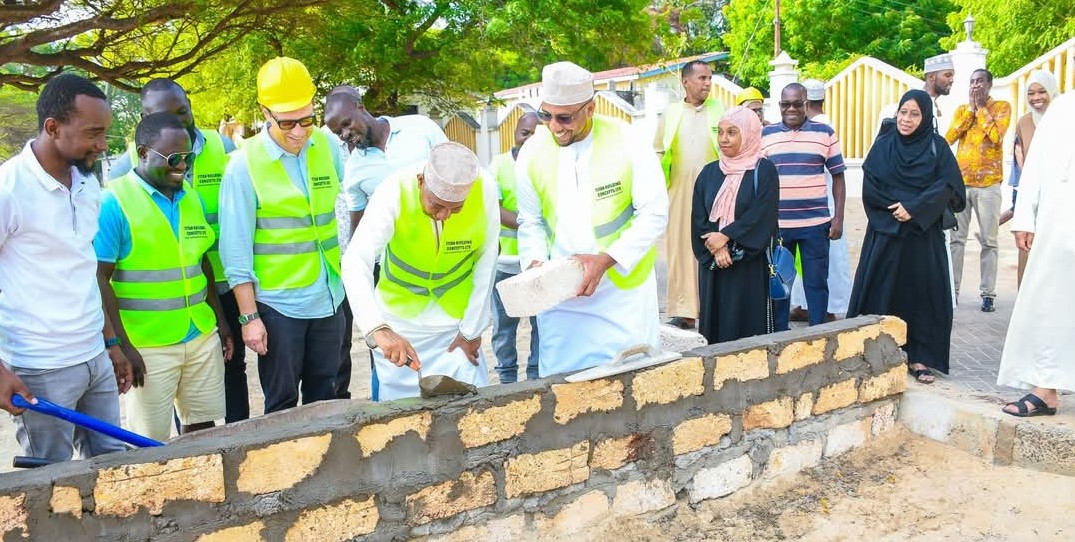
[578,429,1075,541]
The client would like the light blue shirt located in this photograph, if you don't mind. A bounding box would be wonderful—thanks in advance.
[94,172,207,343]
[218,128,347,319]
[343,115,448,212]
[107,129,236,181]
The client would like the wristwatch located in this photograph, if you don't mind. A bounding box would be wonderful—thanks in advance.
[237,312,260,325]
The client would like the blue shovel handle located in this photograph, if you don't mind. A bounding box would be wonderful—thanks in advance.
[12,394,163,448]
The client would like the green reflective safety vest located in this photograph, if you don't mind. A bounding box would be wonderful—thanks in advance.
[526,116,656,290]
[489,152,519,256]
[127,130,230,282]
[245,129,341,291]
[377,170,487,320]
[660,97,723,186]
[109,173,217,348]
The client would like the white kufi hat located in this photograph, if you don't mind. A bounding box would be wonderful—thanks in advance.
[423,142,479,203]
[803,79,825,101]
[541,61,595,106]
[924,54,954,74]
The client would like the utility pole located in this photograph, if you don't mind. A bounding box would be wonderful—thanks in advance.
[774,0,782,57]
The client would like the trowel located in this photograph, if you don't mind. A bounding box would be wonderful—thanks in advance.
[564,344,682,383]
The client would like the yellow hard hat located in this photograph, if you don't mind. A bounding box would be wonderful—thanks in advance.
[735,87,765,105]
[257,57,316,113]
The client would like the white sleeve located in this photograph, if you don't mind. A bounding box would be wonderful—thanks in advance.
[1010,96,1072,233]
[603,137,669,271]
[343,151,370,212]
[459,175,500,340]
[342,176,400,335]
[514,146,550,268]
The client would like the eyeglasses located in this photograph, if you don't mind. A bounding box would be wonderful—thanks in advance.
[538,100,591,125]
[778,100,805,109]
[266,109,317,131]
[147,147,195,168]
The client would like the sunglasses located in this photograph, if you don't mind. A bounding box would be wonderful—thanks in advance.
[267,109,317,131]
[778,100,805,109]
[147,147,195,168]
[538,100,591,125]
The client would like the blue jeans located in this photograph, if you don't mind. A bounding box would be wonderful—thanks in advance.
[774,223,831,330]
[9,351,127,461]
[491,270,540,383]
[256,302,344,414]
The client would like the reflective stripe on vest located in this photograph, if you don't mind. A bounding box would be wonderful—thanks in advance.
[660,98,723,186]
[191,129,229,283]
[108,173,217,348]
[489,152,519,256]
[245,129,341,291]
[376,169,487,320]
[526,115,657,290]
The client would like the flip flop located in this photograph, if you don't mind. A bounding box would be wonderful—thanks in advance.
[907,365,935,384]
[1003,393,1057,417]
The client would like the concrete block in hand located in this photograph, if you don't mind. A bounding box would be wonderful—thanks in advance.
[660,324,707,353]
[496,258,584,317]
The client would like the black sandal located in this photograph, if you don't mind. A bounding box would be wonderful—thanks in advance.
[1003,393,1057,417]
[907,364,935,384]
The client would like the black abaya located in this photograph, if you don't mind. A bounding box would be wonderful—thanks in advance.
[691,159,780,344]
[848,96,966,373]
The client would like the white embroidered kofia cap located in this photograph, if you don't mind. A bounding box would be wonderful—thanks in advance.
[424,142,479,203]
[541,61,595,106]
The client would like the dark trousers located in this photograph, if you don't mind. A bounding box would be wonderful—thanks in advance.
[336,298,353,399]
[774,223,830,330]
[256,302,345,414]
[219,289,249,423]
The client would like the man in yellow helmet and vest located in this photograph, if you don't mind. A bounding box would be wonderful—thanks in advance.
[342,142,499,401]
[489,111,541,384]
[96,112,234,441]
[107,78,250,424]
[218,57,348,414]
[653,60,723,331]
[515,61,669,377]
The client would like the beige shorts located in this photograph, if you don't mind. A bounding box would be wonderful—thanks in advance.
[124,331,225,441]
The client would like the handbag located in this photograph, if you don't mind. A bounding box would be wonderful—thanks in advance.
[748,161,797,300]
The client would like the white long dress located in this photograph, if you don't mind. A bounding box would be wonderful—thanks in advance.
[997,91,1075,391]
[515,124,669,377]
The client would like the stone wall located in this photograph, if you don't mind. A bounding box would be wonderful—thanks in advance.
[0,316,908,542]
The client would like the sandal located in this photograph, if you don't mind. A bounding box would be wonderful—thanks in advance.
[1003,393,1057,417]
[907,364,935,384]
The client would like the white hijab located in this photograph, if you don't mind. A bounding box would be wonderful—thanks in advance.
[1027,70,1060,124]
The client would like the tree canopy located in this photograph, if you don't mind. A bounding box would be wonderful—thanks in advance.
[943,0,1075,76]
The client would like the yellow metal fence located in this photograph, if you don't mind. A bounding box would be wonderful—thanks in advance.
[444,113,478,152]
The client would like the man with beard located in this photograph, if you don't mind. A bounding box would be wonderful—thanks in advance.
[95,112,233,441]
[218,57,347,414]
[515,61,668,377]
[0,74,131,461]
[109,79,248,422]
[877,54,955,137]
[323,90,447,237]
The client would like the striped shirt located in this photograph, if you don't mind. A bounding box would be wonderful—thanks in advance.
[761,120,846,229]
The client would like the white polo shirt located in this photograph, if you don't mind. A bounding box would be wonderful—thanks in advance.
[0,141,105,369]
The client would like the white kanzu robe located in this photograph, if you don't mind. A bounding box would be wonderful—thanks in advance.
[515,125,669,377]
[342,169,500,401]
[997,91,1075,391]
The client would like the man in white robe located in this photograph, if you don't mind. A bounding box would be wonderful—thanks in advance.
[997,91,1075,416]
[515,61,669,377]
[342,143,499,401]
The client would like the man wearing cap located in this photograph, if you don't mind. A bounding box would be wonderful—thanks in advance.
[878,54,955,137]
[107,78,249,423]
[219,57,347,414]
[341,142,499,401]
[736,87,768,126]
[653,60,723,331]
[788,79,850,323]
[516,61,668,377]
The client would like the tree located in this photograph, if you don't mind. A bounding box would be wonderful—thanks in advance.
[943,0,1075,76]
[647,0,729,58]
[723,0,956,89]
[0,0,327,92]
[0,86,37,160]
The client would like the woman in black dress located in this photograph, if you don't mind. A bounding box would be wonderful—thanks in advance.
[691,106,780,343]
[847,89,966,383]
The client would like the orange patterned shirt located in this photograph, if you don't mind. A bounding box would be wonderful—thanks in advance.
[945,99,1011,188]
